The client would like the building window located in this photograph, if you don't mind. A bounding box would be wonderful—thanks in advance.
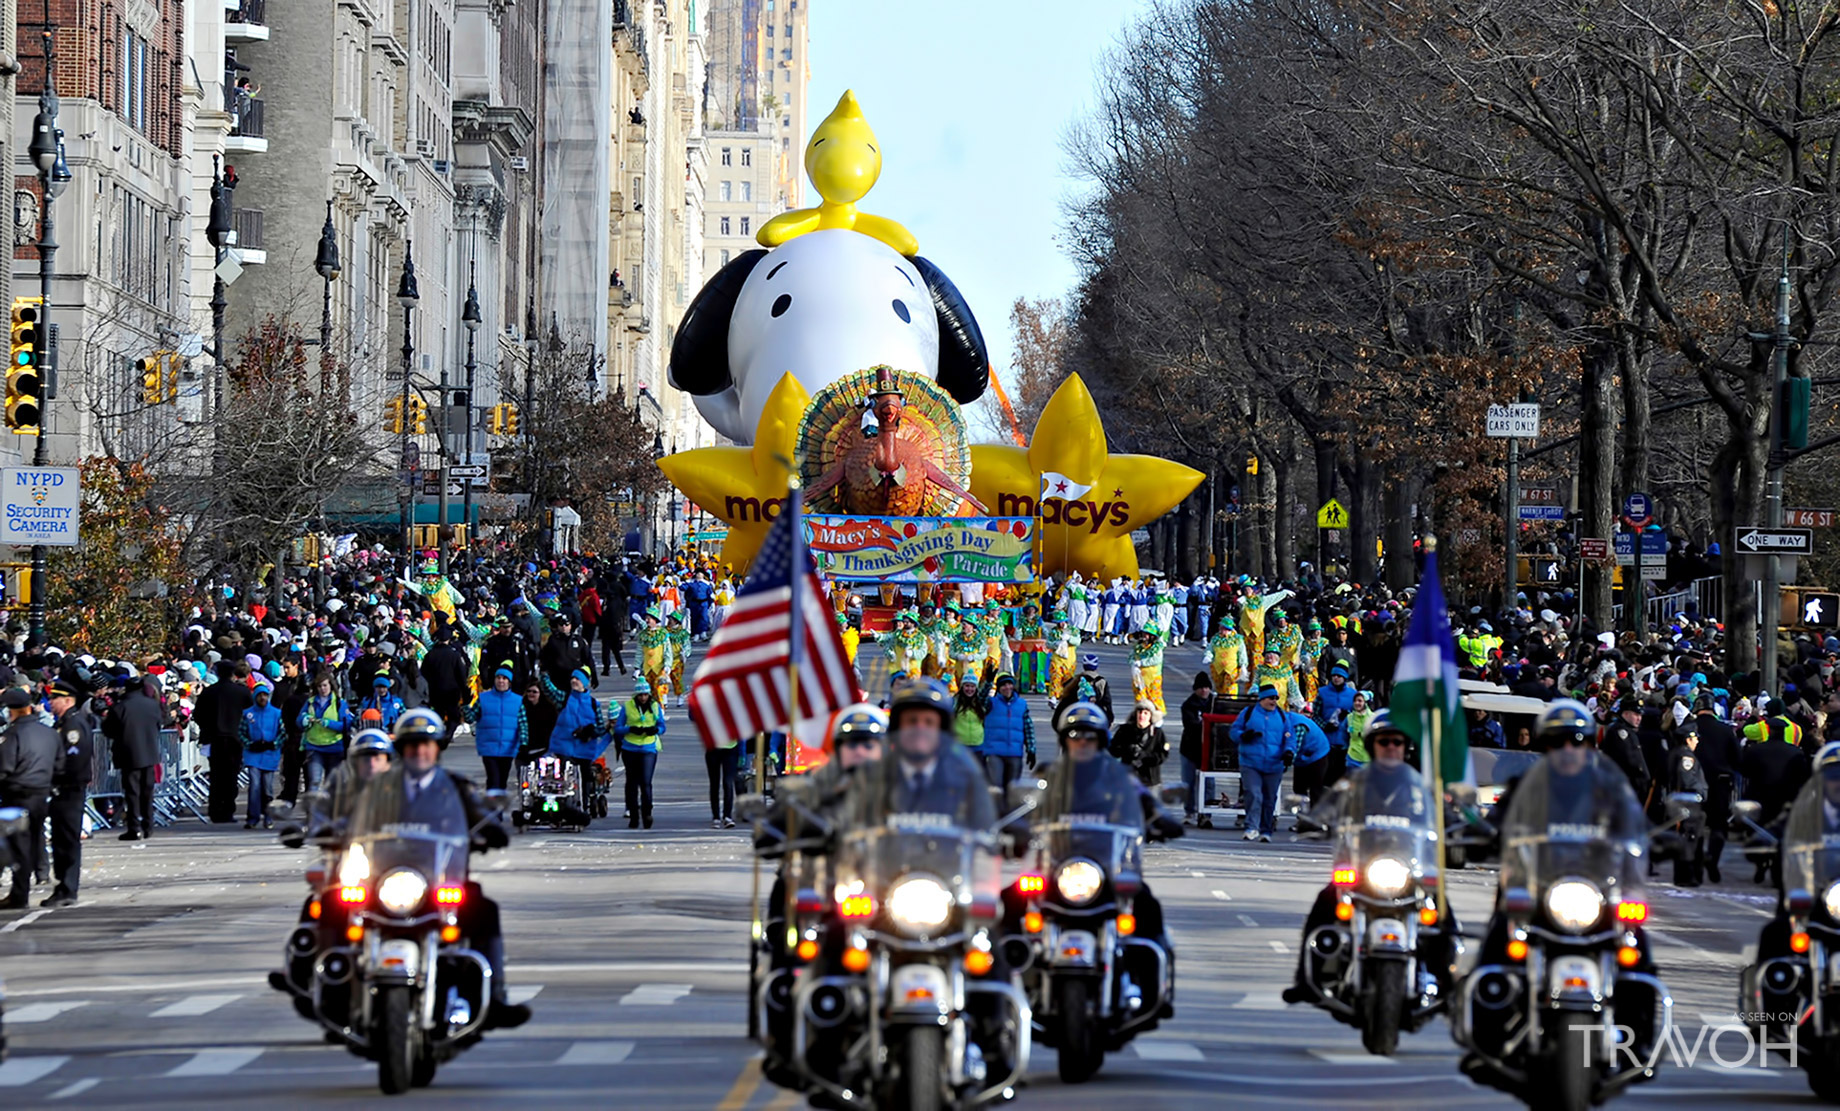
[766,22,774,35]
[740,216,751,235]
[720,216,731,235]
[741,147,752,166]
[719,180,732,201]
[720,146,732,166]
[120,29,149,133]
[784,24,792,36]
[720,249,731,265]
[740,181,752,202]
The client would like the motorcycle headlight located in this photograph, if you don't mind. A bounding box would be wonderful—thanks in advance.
[377,869,429,914]
[337,843,370,887]
[1824,881,1840,923]
[1545,879,1605,932]
[1055,860,1105,906]
[887,876,954,933]
[1365,856,1412,897]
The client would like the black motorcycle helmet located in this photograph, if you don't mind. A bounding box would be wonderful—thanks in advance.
[1057,701,1109,747]
[1533,699,1593,751]
[888,677,953,729]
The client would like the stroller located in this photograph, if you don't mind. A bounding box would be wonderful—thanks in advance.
[516,755,612,831]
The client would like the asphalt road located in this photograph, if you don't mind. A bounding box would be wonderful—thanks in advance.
[0,638,1817,1108]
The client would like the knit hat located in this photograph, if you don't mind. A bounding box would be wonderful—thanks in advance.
[1257,684,1280,700]
[495,666,515,681]
[372,675,392,687]
[1080,653,1099,671]
[1193,671,1212,691]
[572,666,593,688]
[633,676,653,695]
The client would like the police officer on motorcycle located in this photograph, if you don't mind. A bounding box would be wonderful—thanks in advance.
[849,678,996,831]
[350,708,530,1030]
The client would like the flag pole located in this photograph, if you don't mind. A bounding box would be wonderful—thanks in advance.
[1424,536,1450,920]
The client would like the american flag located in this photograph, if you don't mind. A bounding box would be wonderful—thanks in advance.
[688,491,860,749]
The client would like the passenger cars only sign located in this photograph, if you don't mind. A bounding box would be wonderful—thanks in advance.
[2,467,80,546]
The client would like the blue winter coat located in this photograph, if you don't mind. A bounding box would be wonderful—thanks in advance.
[1232,705,1300,774]
[1316,683,1356,748]
[470,687,527,759]
[239,702,284,771]
[542,675,610,760]
[982,691,1034,758]
[361,694,405,730]
[1291,715,1331,765]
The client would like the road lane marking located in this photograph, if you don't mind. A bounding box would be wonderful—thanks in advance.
[165,1048,263,1077]
[47,1078,98,1100]
[620,983,693,1005]
[1310,1049,1396,1065]
[150,993,241,1017]
[508,984,543,1005]
[7,976,261,997]
[555,1040,635,1065]
[1268,940,1289,953]
[715,1057,762,1111]
[1237,914,1258,928]
[1132,1040,1204,1061]
[0,1056,68,1086]
[1231,991,1287,1009]
[1211,890,1231,901]
[0,908,52,933]
[1190,871,1206,878]
[5,1001,89,1023]
[764,1088,802,1109]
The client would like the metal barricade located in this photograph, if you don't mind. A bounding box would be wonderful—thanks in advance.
[153,728,212,824]
[85,734,125,830]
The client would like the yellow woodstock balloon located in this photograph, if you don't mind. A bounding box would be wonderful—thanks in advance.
[969,375,1203,580]
[756,90,920,257]
[657,373,811,570]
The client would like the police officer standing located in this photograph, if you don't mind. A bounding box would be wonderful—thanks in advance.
[42,676,94,907]
[1688,695,1741,883]
[0,687,56,908]
[1666,729,1711,887]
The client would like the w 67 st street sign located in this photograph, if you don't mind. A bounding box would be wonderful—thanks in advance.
[1734,528,1813,555]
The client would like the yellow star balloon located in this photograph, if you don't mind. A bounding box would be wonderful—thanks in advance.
[658,373,810,570]
[969,374,1203,580]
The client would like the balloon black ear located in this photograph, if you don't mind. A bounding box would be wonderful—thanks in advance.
[912,256,989,403]
[669,249,768,395]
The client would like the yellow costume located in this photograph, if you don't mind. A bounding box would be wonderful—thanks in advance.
[639,616,669,694]
[1207,624,1248,696]
[666,616,691,696]
[1238,587,1293,662]
[1130,625,1168,715]
[1048,613,1079,697]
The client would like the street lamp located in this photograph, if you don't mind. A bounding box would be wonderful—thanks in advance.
[206,156,233,493]
[460,266,481,570]
[396,242,420,567]
[313,199,339,393]
[651,433,666,556]
[24,35,64,644]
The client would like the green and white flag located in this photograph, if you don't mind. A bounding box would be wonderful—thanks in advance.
[1392,548,1470,786]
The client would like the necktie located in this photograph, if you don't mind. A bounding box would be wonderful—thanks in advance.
[909,772,928,803]
[406,777,418,805]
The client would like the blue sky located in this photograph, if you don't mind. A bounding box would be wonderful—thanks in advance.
[805,1,1153,426]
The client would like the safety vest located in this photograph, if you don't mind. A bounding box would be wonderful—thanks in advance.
[621,699,663,752]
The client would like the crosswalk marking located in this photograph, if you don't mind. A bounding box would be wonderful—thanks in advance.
[507,984,544,1005]
[1310,1049,1397,1065]
[1211,890,1231,901]
[0,1056,69,1087]
[555,1040,635,1065]
[165,1048,263,1077]
[1231,990,1288,1010]
[1237,914,1258,928]
[619,983,692,1005]
[150,993,241,1018]
[47,1078,98,1100]
[6,1001,88,1023]
[1132,1040,1204,1061]
[1268,940,1289,953]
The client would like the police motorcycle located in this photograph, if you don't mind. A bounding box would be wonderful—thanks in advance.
[1007,703,1180,1083]
[786,682,1035,1111]
[1288,713,1455,1056]
[1737,743,1840,1101]
[0,806,30,1060]
[1453,701,1690,1111]
[284,712,519,1094]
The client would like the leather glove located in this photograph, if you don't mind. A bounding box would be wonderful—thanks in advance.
[1026,748,1038,771]
[476,822,510,850]
[1281,752,1295,769]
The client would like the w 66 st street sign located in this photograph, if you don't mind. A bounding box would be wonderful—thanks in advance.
[1734,528,1813,555]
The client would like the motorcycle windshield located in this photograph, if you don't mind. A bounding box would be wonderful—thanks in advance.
[1780,776,1840,900]
[347,828,470,892]
[1330,763,1434,882]
[838,825,1002,911]
[1038,820,1144,878]
[1498,753,1648,901]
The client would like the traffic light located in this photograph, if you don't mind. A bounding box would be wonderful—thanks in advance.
[384,396,404,434]
[138,354,163,404]
[163,353,186,402]
[501,403,518,436]
[1245,454,1259,476]
[409,395,428,434]
[7,297,43,433]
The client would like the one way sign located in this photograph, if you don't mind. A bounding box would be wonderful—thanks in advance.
[1734,527,1814,555]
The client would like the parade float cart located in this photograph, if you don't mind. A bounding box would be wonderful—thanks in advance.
[1194,692,1256,828]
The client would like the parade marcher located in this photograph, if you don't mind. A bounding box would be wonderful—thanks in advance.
[1047,607,1079,697]
[239,680,284,830]
[1251,647,1298,711]
[1130,622,1168,715]
[1315,664,1355,787]
[1109,700,1168,788]
[706,727,740,829]
[1230,683,1299,841]
[297,672,350,790]
[638,608,669,695]
[103,674,163,841]
[359,674,407,732]
[540,611,597,692]
[1012,602,1048,694]
[613,677,665,829]
[1689,694,1741,883]
[1319,622,1358,688]
[1206,616,1247,696]
[541,666,611,817]
[42,675,94,907]
[599,572,630,675]
[0,687,56,908]
[980,672,1036,787]
[420,627,474,741]
[951,664,992,762]
[665,610,692,705]
[466,664,529,791]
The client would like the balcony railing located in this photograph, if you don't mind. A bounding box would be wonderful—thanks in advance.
[233,208,264,250]
[229,0,266,25]
[230,97,264,138]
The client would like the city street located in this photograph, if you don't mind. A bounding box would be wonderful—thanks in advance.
[0,642,1809,1109]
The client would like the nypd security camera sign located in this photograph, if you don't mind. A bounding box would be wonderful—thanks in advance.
[1,467,80,547]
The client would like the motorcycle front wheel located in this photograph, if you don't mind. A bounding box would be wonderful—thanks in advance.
[1360,960,1406,1056]
[1055,978,1104,1082]
[375,985,417,1095]
[1544,1011,1597,1111]
[900,1025,944,1111]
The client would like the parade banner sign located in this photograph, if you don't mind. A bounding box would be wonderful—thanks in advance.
[804,515,1033,583]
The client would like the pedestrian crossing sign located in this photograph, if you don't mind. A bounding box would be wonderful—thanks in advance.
[1316,499,1348,529]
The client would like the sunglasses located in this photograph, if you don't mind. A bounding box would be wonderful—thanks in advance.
[838,737,881,749]
[1373,735,1406,748]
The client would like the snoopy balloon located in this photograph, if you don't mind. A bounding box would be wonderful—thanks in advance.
[669,91,990,444]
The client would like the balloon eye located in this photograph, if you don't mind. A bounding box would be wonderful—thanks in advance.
[891,299,911,323]
[771,294,792,318]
